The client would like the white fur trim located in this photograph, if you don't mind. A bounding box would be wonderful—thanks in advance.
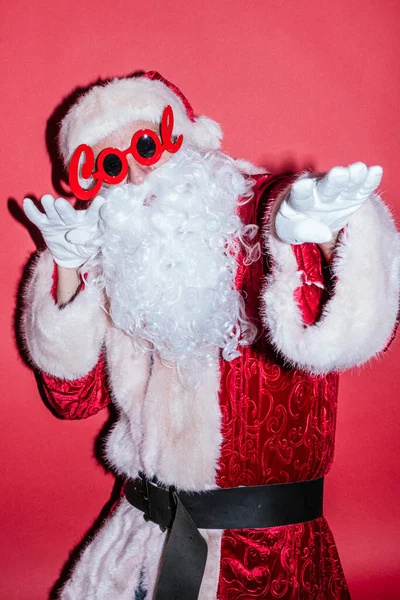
[100,334,224,595]
[141,522,169,597]
[59,76,222,164]
[104,328,151,479]
[235,158,267,175]
[59,497,166,600]
[191,114,222,151]
[21,250,108,379]
[140,352,222,491]
[59,495,222,600]
[198,529,223,600]
[104,336,222,490]
[263,193,400,373]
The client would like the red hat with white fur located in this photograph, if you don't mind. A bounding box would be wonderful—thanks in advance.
[59,71,223,166]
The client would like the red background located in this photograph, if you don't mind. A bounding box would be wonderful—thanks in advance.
[1,1,399,598]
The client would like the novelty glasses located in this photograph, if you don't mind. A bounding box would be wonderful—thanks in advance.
[68,105,183,201]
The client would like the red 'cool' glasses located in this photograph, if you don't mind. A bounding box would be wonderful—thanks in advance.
[68,105,183,201]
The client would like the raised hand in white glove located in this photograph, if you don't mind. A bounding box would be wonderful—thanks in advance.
[275,162,383,245]
[23,194,105,268]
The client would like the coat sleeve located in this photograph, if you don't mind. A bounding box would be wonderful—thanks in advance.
[41,353,111,419]
[260,178,400,374]
[21,249,111,418]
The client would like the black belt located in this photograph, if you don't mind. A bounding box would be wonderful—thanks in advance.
[125,474,324,600]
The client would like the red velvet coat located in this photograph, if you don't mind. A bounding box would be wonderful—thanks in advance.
[29,174,399,599]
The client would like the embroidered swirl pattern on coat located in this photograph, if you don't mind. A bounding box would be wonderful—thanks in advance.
[216,176,350,599]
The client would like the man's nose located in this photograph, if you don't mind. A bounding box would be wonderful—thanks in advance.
[126,155,148,185]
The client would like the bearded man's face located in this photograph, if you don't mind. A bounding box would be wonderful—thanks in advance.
[87,121,258,387]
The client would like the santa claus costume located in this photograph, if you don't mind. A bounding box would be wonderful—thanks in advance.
[21,72,399,599]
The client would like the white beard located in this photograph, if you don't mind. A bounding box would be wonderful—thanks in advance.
[88,146,259,387]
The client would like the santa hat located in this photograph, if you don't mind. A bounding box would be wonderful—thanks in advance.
[59,71,223,166]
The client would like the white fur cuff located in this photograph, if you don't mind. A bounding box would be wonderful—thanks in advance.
[21,250,108,379]
[263,194,400,373]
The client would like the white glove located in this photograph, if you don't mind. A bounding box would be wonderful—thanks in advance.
[23,194,105,268]
[275,162,383,244]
